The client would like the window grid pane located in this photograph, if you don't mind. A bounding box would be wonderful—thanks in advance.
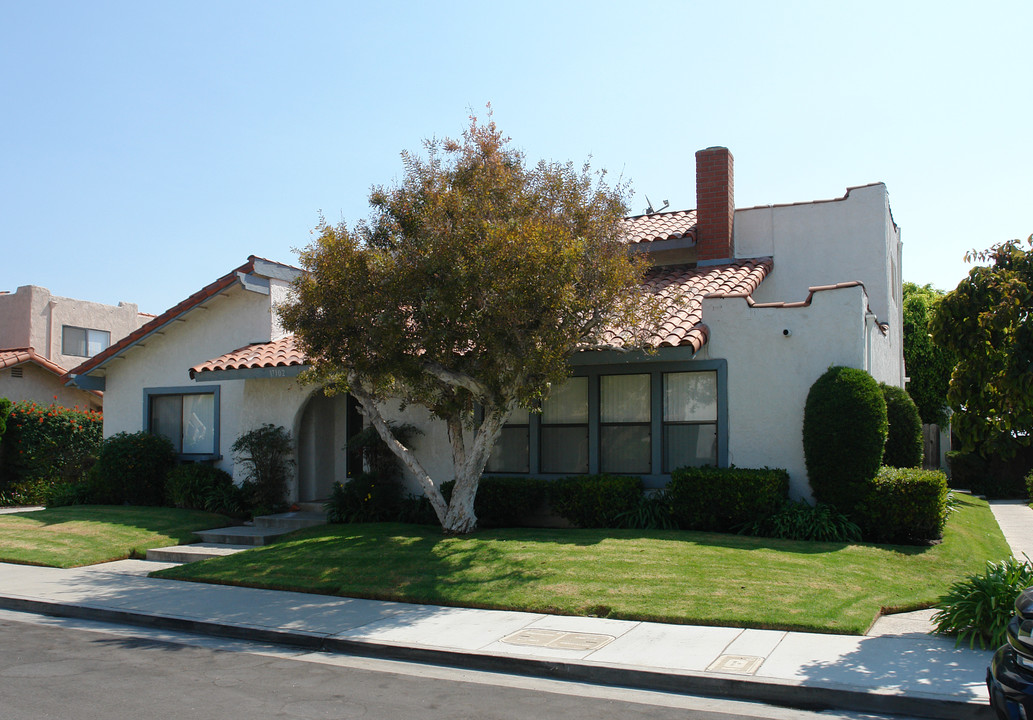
[600,424,651,474]
[182,394,215,454]
[540,426,589,474]
[62,326,87,357]
[663,424,718,472]
[150,395,183,453]
[541,377,588,424]
[664,371,717,422]
[486,426,530,473]
[601,374,650,423]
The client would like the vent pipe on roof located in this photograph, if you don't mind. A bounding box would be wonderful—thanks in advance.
[695,147,735,263]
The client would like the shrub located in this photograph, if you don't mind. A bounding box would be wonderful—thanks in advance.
[881,384,923,469]
[46,481,96,507]
[668,466,789,532]
[933,557,1033,649]
[614,489,676,530]
[1027,469,1033,500]
[324,471,402,524]
[947,448,1031,498]
[87,431,177,505]
[738,500,861,542]
[0,401,103,501]
[166,463,235,510]
[803,366,888,517]
[231,424,294,516]
[397,493,438,525]
[440,476,548,528]
[347,422,420,479]
[0,397,11,439]
[855,466,949,544]
[204,482,249,518]
[547,474,642,528]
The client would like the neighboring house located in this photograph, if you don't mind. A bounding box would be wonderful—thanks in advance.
[0,286,149,410]
[66,147,903,502]
[0,347,102,411]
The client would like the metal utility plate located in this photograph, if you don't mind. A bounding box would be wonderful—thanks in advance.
[500,628,615,651]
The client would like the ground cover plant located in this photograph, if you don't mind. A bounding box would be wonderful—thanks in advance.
[0,506,230,568]
[154,493,1007,635]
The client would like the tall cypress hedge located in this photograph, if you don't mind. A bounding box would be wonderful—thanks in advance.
[881,383,923,468]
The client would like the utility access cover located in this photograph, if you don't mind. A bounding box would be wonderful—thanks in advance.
[706,654,765,675]
[501,628,615,651]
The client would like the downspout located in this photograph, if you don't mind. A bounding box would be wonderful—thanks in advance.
[46,299,57,360]
[864,310,876,375]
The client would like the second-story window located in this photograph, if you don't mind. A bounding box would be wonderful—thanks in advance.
[62,326,110,357]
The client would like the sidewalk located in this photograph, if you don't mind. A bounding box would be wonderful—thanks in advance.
[2,501,1029,720]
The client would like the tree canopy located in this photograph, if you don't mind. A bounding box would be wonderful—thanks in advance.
[279,112,661,534]
[930,236,1033,459]
[902,282,955,426]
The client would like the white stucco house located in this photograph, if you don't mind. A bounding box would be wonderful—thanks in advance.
[65,147,903,502]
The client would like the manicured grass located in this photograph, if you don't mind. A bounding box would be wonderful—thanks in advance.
[153,494,1010,635]
[0,506,230,568]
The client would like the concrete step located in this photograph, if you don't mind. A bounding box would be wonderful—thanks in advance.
[296,501,326,513]
[193,526,290,546]
[147,543,254,563]
[253,511,327,531]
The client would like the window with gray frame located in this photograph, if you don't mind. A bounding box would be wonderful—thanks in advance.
[483,367,720,477]
[149,392,217,455]
[62,325,110,357]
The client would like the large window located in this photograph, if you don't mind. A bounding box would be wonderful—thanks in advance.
[663,371,718,471]
[62,326,110,357]
[486,408,530,473]
[146,388,219,456]
[540,377,589,474]
[482,362,723,481]
[600,374,651,473]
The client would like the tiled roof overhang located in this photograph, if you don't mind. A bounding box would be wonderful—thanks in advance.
[190,257,775,379]
[621,210,697,245]
[189,335,307,380]
[598,258,773,352]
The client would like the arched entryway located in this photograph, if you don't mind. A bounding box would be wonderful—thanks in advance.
[296,390,363,502]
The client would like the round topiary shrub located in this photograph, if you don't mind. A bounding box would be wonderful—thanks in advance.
[881,383,923,468]
[803,366,888,516]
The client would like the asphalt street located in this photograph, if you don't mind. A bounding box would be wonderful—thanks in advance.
[0,609,919,720]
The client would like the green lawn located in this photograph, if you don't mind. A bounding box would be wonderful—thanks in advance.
[153,494,1010,635]
[0,506,230,568]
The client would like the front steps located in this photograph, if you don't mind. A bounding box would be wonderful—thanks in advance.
[149,510,328,564]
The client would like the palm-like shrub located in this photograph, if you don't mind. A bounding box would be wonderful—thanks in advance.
[933,557,1033,649]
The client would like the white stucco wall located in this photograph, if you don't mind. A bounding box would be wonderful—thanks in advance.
[733,183,904,387]
[700,285,875,499]
[99,284,276,475]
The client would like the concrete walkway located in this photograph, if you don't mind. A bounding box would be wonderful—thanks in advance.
[2,500,1031,719]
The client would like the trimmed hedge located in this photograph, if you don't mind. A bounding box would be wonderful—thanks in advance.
[441,476,548,528]
[87,431,177,506]
[325,472,402,524]
[166,463,235,510]
[856,466,949,544]
[668,466,789,532]
[881,384,923,468]
[548,474,643,528]
[803,366,888,517]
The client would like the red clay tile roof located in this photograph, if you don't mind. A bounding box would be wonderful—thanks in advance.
[0,347,69,376]
[190,258,774,376]
[64,257,259,381]
[598,258,773,351]
[189,336,305,378]
[621,210,697,244]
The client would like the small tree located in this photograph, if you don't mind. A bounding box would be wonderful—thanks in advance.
[881,383,923,468]
[930,236,1033,460]
[803,366,888,516]
[280,111,661,534]
[902,282,956,426]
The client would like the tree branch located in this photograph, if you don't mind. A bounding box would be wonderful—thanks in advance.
[422,362,489,399]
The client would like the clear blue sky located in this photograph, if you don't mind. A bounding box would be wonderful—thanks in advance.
[2,1,1030,314]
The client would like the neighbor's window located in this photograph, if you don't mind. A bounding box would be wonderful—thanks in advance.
[600,373,651,474]
[663,371,718,471]
[485,407,530,473]
[540,376,589,474]
[62,326,110,357]
[149,392,216,455]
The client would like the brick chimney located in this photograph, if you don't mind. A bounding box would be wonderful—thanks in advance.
[695,147,735,263]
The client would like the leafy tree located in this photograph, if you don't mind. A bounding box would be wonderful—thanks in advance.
[931,236,1033,460]
[279,111,660,534]
[902,282,955,426]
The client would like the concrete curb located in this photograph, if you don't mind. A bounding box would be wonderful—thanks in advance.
[0,594,992,720]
